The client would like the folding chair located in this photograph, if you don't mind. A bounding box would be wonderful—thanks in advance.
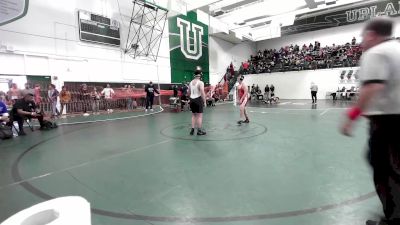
[10,115,35,136]
[25,118,35,131]
[169,97,180,112]
[181,100,190,111]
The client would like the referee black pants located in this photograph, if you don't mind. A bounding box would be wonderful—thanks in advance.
[13,114,44,132]
[368,115,400,224]
[146,95,154,109]
[311,91,317,103]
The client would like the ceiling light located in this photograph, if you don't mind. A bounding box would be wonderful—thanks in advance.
[235,21,246,25]
[213,9,225,16]
[325,0,337,6]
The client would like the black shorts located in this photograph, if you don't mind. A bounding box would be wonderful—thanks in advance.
[190,97,203,113]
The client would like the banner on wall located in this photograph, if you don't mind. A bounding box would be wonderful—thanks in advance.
[282,0,400,36]
[0,0,29,26]
[169,11,209,84]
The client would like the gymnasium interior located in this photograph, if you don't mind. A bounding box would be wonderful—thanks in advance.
[1,0,400,225]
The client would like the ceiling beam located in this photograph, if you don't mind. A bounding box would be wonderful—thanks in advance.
[304,0,318,9]
[185,0,223,12]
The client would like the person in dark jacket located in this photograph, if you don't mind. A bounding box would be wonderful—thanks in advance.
[12,92,45,135]
[264,84,270,100]
[270,84,275,97]
[145,81,159,112]
[172,85,179,97]
[181,82,189,110]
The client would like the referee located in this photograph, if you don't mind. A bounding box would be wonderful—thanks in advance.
[341,17,400,225]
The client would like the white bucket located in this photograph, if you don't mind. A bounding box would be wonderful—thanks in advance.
[1,196,91,225]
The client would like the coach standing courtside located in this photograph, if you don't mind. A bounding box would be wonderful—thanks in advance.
[341,17,400,225]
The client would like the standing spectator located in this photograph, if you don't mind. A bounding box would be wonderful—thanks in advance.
[264,84,270,101]
[172,84,179,97]
[8,83,21,102]
[59,86,71,117]
[181,82,189,110]
[352,37,357,45]
[340,17,400,225]
[101,84,115,113]
[0,90,6,102]
[126,85,134,110]
[34,84,42,105]
[139,84,146,108]
[145,81,159,112]
[270,84,275,97]
[80,84,90,116]
[91,87,101,115]
[310,82,318,104]
[242,61,249,74]
[206,88,215,107]
[229,62,234,76]
[251,84,255,95]
[48,84,59,117]
[21,83,33,97]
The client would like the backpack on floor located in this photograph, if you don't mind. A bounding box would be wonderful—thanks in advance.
[0,124,13,139]
[42,120,58,130]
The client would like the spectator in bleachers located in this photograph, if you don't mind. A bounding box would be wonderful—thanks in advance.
[352,37,356,45]
[245,38,362,74]
[59,86,71,117]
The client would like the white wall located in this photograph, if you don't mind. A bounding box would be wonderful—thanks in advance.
[243,68,359,100]
[256,17,400,51]
[209,36,256,85]
[0,0,171,84]
[249,18,400,100]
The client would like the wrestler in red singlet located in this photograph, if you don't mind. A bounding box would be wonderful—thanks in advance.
[237,75,249,125]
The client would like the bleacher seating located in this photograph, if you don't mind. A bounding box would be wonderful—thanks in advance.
[241,39,363,74]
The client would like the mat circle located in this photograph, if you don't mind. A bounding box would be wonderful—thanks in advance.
[160,121,268,141]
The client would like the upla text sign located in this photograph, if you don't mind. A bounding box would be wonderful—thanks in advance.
[282,0,400,36]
